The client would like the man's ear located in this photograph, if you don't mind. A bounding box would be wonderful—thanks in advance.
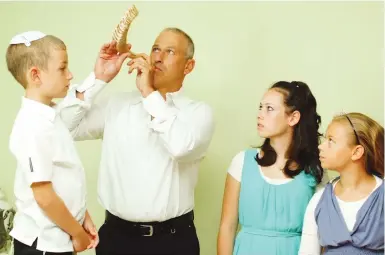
[184,59,195,75]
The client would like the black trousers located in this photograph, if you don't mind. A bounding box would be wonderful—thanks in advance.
[95,211,200,255]
[13,238,74,255]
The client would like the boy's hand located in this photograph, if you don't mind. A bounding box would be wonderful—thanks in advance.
[72,228,91,252]
[83,211,99,249]
[30,182,92,252]
[94,41,131,83]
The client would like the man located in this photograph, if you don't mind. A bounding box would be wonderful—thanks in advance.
[59,27,215,255]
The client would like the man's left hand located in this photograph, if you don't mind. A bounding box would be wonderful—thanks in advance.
[127,54,155,97]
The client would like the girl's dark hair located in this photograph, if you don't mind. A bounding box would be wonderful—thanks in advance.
[255,81,324,184]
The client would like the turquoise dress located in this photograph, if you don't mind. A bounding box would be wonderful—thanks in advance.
[233,149,316,255]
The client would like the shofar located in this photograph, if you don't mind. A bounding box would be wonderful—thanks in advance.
[112,5,139,58]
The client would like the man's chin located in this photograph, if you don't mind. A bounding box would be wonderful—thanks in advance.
[154,71,164,77]
[153,78,166,89]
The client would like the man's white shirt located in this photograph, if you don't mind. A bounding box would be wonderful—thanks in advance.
[59,72,215,222]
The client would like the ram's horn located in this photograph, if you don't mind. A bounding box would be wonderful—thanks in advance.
[112,5,139,58]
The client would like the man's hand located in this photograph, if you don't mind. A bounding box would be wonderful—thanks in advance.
[83,211,99,249]
[94,41,131,83]
[127,54,155,97]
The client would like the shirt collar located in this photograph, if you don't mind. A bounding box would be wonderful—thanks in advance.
[21,97,56,122]
[134,88,184,105]
[166,87,183,98]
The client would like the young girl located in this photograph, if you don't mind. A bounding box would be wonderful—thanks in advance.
[299,113,384,254]
[217,81,325,255]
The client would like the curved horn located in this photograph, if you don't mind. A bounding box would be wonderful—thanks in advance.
[112,5,139,58]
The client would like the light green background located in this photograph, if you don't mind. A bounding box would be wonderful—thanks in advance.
[0,2,383,255]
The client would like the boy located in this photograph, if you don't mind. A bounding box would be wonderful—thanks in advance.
[6,31,99,255]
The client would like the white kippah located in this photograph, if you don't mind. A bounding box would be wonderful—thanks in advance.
[9,31,46,46]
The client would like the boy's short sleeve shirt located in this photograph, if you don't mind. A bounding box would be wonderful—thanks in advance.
[9,97,87,253]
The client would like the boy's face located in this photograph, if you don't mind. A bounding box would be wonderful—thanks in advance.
[39,49,73,99]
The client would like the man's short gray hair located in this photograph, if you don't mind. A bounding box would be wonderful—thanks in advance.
[162,27,194,59]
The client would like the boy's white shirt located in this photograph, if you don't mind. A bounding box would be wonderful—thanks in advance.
[9,97,87,252]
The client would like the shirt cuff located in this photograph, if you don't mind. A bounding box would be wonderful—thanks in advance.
[72,72,107,103]
[83,80,106,103]
[56,86,91,112]
[142,91,177,120]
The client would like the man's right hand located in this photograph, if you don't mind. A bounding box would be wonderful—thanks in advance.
[72,229,92,252]
[94,41,131,83]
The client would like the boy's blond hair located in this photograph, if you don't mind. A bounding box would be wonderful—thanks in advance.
[6,35,66,88]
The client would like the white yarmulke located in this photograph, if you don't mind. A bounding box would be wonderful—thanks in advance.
[9,31,46,46]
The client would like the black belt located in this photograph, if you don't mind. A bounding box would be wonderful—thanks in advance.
[105,210,194,237]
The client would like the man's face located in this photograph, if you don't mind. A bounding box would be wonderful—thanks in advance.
[150,30,193,89]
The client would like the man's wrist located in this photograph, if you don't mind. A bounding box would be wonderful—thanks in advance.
[141,87,155,98]
[94,74,110,83]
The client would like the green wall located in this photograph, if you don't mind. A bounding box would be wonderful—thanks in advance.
[0,2,383,255]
